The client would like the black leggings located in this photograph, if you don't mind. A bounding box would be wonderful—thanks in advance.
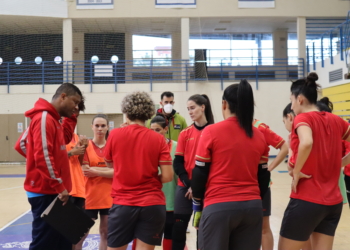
[172,213,192,250]
[344,174,350,208]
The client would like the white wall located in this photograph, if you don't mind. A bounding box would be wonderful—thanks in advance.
[1,0,68,18]
[67,0,349,18]
[313,53,350,90]
[0,80,291,155]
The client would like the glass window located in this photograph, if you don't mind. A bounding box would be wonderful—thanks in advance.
[132,35,172,66]
[189,33,273,66]
[288,33,298,65]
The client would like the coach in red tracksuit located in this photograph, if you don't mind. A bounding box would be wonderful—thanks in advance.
[14,83,83,250]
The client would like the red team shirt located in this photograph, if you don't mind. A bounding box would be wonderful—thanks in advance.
[175,124,203,187]
[195,117,267,208]
[290,111,350,205]
[104,124,172,207]
[342,140,350,177]
[254,120,285,161]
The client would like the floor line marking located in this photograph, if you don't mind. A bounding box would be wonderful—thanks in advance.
[0,186,23,191]
[6,222,32,228]
[0,209,31,232]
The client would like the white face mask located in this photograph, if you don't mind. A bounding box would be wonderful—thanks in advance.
[163,104,173,114]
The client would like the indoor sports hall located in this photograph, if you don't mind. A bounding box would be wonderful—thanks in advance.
[1,0,350,249]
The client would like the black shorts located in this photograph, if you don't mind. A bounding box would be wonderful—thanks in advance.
[85,208,110,220]
[280,198,343,241]
[108,204,166,248]
[262,188,271,217]
[198,200,262,250]
[69,196,85,210]
[174,185,192,215]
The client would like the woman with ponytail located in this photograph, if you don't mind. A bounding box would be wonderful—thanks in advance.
[172,94,214,250]
[191,80,266,250]
[278,73,350,250]
[81,114,113,250]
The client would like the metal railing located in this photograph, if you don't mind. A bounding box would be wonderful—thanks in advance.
[0,58,304,93]
[133,48,299,67]
[306,11,350,71]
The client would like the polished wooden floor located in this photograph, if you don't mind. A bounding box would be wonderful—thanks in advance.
[1,162,350,250]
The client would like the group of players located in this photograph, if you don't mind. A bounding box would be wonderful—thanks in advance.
[14,72,350,250]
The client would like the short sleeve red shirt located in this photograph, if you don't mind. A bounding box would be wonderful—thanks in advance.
[175,124,203,187]
[255,121,285,161]
[195,117,266,208]
[290,111,350,205]
[104,124,172,207]
[342,140,350,176]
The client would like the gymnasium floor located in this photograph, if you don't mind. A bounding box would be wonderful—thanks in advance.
[1,162,350,250]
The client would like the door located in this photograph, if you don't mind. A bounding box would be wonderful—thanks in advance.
[8,114,27,162]
[0,115,10,161]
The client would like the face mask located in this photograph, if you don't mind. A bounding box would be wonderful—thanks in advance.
[163,104,173,114]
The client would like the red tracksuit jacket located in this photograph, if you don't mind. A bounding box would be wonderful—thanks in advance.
[15,98,77,194]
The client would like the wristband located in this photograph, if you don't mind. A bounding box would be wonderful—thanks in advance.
[192,198,203,212]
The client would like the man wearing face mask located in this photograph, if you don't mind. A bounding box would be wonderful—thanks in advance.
[146,91,187,142]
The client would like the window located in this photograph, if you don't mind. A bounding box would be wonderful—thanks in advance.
[132,35,172,66]
[189,33,273,66]
[288,33,298,65]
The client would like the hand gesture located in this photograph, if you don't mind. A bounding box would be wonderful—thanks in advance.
[79,135,89,148]
[58,189,69,205]
[70,144,86,156]
[83,166,99,178]
[185,187,193,200]
[292,171,312,193]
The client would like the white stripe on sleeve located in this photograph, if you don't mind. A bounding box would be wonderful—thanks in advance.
[41,111,63,184]
[20,128,29,156]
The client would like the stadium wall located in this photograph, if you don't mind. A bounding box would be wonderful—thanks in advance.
[0,81,291,159]
[67,0,349,18]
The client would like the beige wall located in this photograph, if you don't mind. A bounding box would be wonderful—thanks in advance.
[313,53,350,90]
[1,0,67,18]
[2,0,347,19]
[68,0,349,18]
[73,32,85,62]
[76,113,123,138]
[0,80,291,155]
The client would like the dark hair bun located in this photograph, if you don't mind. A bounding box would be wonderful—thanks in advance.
[319,97,329,104]
[307,72,318,82]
